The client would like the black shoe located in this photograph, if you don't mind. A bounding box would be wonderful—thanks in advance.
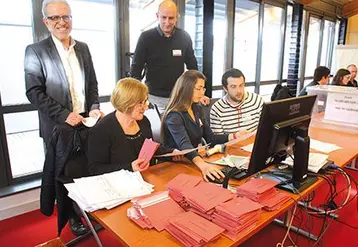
[69,217,89,236]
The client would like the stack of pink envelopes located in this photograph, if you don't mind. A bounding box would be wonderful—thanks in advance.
[236,178,291,211]
[166,211,225,247]
[127,191,185,231]
[212,196,263,240]
[167,173,202,207]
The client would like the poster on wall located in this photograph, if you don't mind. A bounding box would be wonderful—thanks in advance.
[332,45,358,73]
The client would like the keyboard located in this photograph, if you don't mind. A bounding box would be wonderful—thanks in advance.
[220,166,249,180]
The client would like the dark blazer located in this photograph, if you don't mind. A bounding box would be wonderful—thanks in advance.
[25,36,99,144]
[163,104,228,160]
[87,112,173,176]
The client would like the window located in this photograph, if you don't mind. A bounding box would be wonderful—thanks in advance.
[282,5,293,80]
[69,0,116,96]
[0,0,41,179]
[129,0,158,53]
[260,4,284,81]
[304,16,321,77]
[212,0,227,86]
[320,20,335,68]
[233,0,260,83]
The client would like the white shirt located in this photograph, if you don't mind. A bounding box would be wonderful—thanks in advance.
[52,35,85,114]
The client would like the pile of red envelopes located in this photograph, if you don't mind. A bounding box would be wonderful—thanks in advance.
[165,211,225,247]
[212,196,263,240]
[236,178,291,211]
[127,191,184,231]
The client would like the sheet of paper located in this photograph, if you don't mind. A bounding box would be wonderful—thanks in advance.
[310,139,341,153]
[82,115,99,127]
[211,155,249,169]
[154,144,209,157]
[284,152,329,173]
[241,143,254,152]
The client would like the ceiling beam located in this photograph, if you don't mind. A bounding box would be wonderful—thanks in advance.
[296,0,320,4]
[343,1,358,18]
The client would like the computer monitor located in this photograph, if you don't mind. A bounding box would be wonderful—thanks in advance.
[247,95,317,193]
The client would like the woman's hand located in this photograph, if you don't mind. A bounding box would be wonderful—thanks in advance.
[193,156,224,182]
[131,158,150,172]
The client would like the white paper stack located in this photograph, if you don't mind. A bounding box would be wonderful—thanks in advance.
[64,170,154,212]
[284,152,329,173]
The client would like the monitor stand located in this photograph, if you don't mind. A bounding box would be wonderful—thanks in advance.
[264,126,318,194]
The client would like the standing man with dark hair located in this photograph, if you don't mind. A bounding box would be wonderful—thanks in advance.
[130,0,199,113]
[24,0,102,236]
[299,66,330,96]
[210,68,264,135]
[347,64,357,87]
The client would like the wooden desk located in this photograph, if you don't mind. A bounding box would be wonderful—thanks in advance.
[91,127,358,247]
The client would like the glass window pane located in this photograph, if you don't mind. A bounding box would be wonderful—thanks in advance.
[129,0,158,53]
[260,4,284,81]
[0,0,32,25]
[69,0,116,97]
[331,21,340,73]
[320,20,335,67]
[212,90,224,99]
[233,0,260,82]
[0,26,33,105]
[213,0,227,86]
[4,112,45,178]
[259,84,276,102]
[282,5,293,80]
[304,17,321,77]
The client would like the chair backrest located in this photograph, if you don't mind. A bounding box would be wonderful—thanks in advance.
[199,98,219,126]
[144,106,162,143]
[271,83,294,101]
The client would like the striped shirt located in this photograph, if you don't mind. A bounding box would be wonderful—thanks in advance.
[210,92,264,134]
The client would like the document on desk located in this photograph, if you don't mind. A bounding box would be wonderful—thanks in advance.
[284,152,329,173]
[154,144,209,157]
[211,155,249,169]
[65,170,154,212]
[310,139,341,153]
[241,143,254,152]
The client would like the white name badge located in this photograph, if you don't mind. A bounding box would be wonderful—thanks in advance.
[172,49,182,56]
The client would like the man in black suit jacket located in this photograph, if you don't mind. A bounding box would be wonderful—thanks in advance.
[24,0,102,236]
[25,0,102,146]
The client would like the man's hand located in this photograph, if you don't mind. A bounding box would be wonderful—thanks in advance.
[199,96,210,106]
[65,112,84,126]
[89,109,104,118]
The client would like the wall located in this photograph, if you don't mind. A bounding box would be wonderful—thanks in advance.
[0,189,40,221]
[347,14,358,45]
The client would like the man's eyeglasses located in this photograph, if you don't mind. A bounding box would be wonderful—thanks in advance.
[46,15,72,22]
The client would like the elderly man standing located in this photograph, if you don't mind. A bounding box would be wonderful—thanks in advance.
[130,0,199,113]
[347,64,357,87]
[24,0,102,236]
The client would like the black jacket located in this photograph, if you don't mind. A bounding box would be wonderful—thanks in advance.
[25,36,99,144]
[40,123,89,235]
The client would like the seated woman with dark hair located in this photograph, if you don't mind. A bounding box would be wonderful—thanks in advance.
[161,70,241,182]
[88,78,174,175]
[331,69,351,86]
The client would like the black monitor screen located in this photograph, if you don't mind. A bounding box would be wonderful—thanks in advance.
[248,95,317,176]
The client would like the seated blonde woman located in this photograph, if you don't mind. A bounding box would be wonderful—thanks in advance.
[88,78,174,175]
[161,70,241,182]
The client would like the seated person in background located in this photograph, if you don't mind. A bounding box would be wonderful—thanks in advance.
[88,78,174,176]
[330,69,351,86]
[347,64,357,87]
[299,66,330,96]
[162,70,241,182]
[210,68,263,135]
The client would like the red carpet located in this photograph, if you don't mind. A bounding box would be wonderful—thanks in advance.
[0,168,357,247]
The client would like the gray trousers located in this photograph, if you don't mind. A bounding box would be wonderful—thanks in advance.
[149,94,170,114]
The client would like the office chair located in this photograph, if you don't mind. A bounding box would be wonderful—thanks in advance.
[145,103,162,143]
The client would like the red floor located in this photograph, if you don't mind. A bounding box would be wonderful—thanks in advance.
[0,168,357,247]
